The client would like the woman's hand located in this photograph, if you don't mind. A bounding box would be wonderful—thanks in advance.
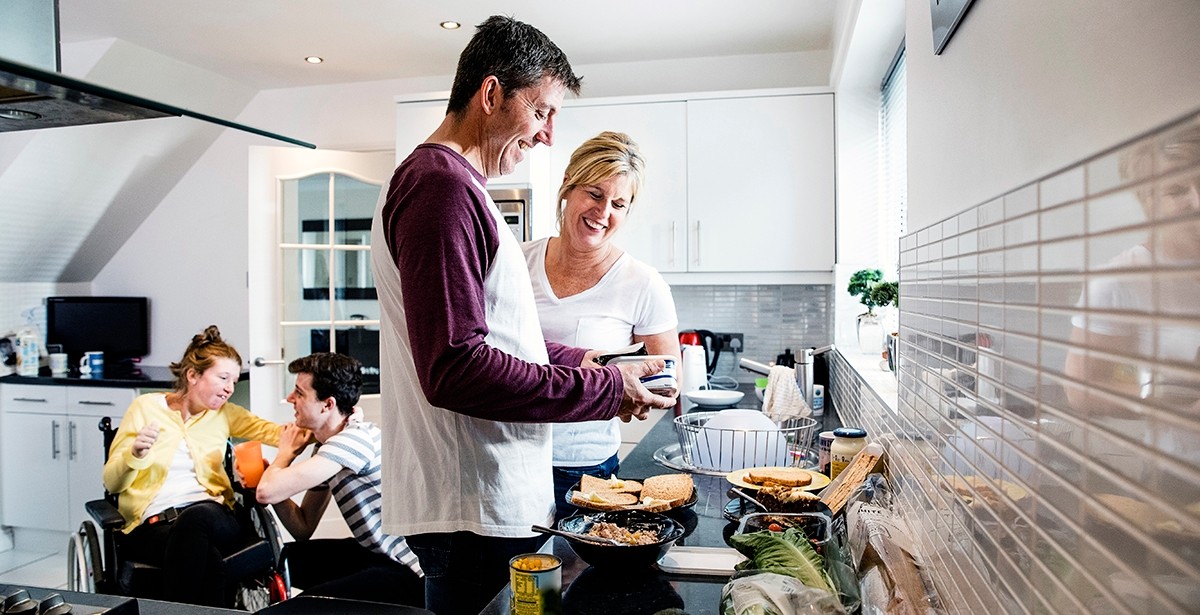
[131,423,160,459]
[279,423,313,457]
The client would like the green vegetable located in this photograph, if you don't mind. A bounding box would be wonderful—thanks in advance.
[729,528,832,593]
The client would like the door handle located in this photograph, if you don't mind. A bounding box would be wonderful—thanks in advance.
[669,221,677,268]
[77,400,115,406]
[694,220,702,267]
[253,357,286,367]
[52,420,61,460]
[69,421,77,461]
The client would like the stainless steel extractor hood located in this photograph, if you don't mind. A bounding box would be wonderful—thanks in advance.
[0,57,314,148]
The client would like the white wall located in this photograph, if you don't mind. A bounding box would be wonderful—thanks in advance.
[97,50,829,365]
[904,0,1200,231]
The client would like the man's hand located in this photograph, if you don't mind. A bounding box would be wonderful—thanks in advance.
[278,423,313,458]
[131,423,159,459]
[581,349,604,368]
[613,359,678,422]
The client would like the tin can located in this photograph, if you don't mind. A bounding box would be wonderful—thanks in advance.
[509,553,562,615]
[817,430,836,476]
[608,355,678,396]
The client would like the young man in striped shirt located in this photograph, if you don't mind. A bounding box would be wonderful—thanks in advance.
[255,353,423,607]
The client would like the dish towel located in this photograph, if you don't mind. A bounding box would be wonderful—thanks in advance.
[763,364,811,418]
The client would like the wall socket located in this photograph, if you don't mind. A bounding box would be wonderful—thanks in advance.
[716,332,744,352]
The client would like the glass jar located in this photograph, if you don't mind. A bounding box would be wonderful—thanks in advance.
[829,427,868,480]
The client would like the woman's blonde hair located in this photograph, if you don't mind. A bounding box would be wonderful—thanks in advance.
[169,325,242,392]
[556,131,646,228]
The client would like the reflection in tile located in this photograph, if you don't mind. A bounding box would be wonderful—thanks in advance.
[1040,167,1084,209]
[1040,238,1086,274]
[1040,202,1085,241]
[1038,276,1084,309]
[1087,229,1152,271]
[1088,189,1148,233]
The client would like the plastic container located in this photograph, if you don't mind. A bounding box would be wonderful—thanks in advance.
[736,512,832,554]
[829,427,867,480]
[810,384,825,417]
[17,329,40,376]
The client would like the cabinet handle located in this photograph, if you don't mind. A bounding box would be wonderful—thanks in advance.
[13,397,48,403]
[69,421,78,461]
[694,220,702,267]
[77,400,115,406]
[669,221,677,267]
[52,420,61,460]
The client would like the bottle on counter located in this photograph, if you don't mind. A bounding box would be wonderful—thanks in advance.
[16,315,41,377]
[810,384,825,417]
[829,427,868,480]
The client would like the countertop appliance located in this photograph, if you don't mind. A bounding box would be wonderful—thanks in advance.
[678,330,721,375]
[488,186,532,242]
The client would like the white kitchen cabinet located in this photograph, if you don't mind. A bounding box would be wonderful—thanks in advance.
[1,384,129,532]
[550,101,689,271]
[686,94,835,272]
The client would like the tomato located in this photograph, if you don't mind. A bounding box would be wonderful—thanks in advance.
[768,522,783,532]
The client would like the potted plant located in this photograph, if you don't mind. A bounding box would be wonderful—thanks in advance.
[869,281,900,369]
[848,269,890,355]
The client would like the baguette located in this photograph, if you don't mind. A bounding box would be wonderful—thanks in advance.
[820,443,884,515]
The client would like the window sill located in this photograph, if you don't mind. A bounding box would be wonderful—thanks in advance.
[836,347,899,412]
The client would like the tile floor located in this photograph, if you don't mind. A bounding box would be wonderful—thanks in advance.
[0,408,672,591]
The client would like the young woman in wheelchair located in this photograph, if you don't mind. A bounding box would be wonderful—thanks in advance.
[102,325,285,607]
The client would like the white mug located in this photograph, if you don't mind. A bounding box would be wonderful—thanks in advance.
[49,353,68,375]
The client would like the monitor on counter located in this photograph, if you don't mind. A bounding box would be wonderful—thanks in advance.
[45,296,150,364]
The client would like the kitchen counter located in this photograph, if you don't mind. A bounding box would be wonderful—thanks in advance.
[480,400,841,615]
[0,366,249,389]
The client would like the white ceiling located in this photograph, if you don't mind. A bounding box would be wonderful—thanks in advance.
[57,0,836,90]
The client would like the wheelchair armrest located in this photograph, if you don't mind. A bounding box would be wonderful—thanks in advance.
[85,498,126,531]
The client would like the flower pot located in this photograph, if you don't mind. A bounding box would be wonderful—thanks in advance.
[857,313,884,356]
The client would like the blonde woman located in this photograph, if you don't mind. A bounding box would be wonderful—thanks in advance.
[522,131,681,521]
[102,325,283,607]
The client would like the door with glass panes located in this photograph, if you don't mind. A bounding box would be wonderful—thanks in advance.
[248,147,394,423]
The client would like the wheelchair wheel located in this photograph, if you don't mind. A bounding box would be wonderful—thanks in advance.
[249,502,290,597]
[66,521,103,593]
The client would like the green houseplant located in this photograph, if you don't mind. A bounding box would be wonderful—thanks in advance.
[848,269,897,356]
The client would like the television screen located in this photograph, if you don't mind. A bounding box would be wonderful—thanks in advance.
[45,296,150,364]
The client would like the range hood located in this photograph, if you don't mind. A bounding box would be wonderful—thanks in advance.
[0,56,314,148]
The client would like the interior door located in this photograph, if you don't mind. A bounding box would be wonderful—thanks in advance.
[248,147,395,424]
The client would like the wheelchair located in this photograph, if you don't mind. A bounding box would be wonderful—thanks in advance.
[67,417,290,610]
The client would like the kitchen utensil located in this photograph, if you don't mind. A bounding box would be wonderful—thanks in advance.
[675,411,818,473]
[555,510,686,568]
[531,524,624,546]
[729,487,767,511]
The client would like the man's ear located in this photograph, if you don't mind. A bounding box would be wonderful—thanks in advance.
[322,396,338,413]
[480,76,502,115]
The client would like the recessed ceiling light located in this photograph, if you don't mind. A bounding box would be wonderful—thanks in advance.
[440,21,461,30]
[0,109,41,120]
[304,56,324,64]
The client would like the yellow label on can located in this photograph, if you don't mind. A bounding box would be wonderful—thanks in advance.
[509,553,562,615]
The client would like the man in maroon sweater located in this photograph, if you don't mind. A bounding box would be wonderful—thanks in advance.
[370,15,677,614]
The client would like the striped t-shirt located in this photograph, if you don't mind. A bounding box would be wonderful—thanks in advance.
[316,420,422,576]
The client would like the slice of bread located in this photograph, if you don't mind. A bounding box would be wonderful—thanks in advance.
[630,497,674,513]
[570,490,638,511]
[745,467,813,488]
[642,473,694,507]
[579,474,643,495]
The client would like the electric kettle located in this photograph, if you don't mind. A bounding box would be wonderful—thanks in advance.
[678,329,721,374]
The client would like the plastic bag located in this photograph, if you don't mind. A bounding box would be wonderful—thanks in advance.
[720,572,846,615]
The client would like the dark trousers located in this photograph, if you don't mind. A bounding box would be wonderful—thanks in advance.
[121,501,242,607]
[552,453,621,523]
[407,531,541,615]
[282,537,424,607]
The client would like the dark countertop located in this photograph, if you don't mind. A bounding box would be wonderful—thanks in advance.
[0,584,243,615]
[1,366,249,389]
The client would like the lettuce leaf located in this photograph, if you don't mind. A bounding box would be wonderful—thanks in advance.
[729,528,833,593]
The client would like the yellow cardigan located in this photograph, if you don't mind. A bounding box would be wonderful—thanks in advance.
[102,392,282,533]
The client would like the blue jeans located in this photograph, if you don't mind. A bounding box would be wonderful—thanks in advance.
[552,453,620,524]
[407,531,540,615]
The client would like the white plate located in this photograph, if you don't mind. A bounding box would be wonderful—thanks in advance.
[658,546,747,575]
[685,389,744,407]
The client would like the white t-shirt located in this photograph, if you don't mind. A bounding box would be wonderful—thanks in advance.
[523,237,678,466]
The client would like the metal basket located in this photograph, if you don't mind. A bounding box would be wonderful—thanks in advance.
[673,410,819,473]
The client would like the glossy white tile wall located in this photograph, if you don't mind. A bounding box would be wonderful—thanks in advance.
[884,111,1199,614]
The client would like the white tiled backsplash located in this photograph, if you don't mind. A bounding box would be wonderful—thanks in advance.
[670,284,833,382]
[856,111,1199,614]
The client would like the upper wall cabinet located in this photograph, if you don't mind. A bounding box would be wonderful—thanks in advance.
[686,94,835,272]
[549,101,689,272]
